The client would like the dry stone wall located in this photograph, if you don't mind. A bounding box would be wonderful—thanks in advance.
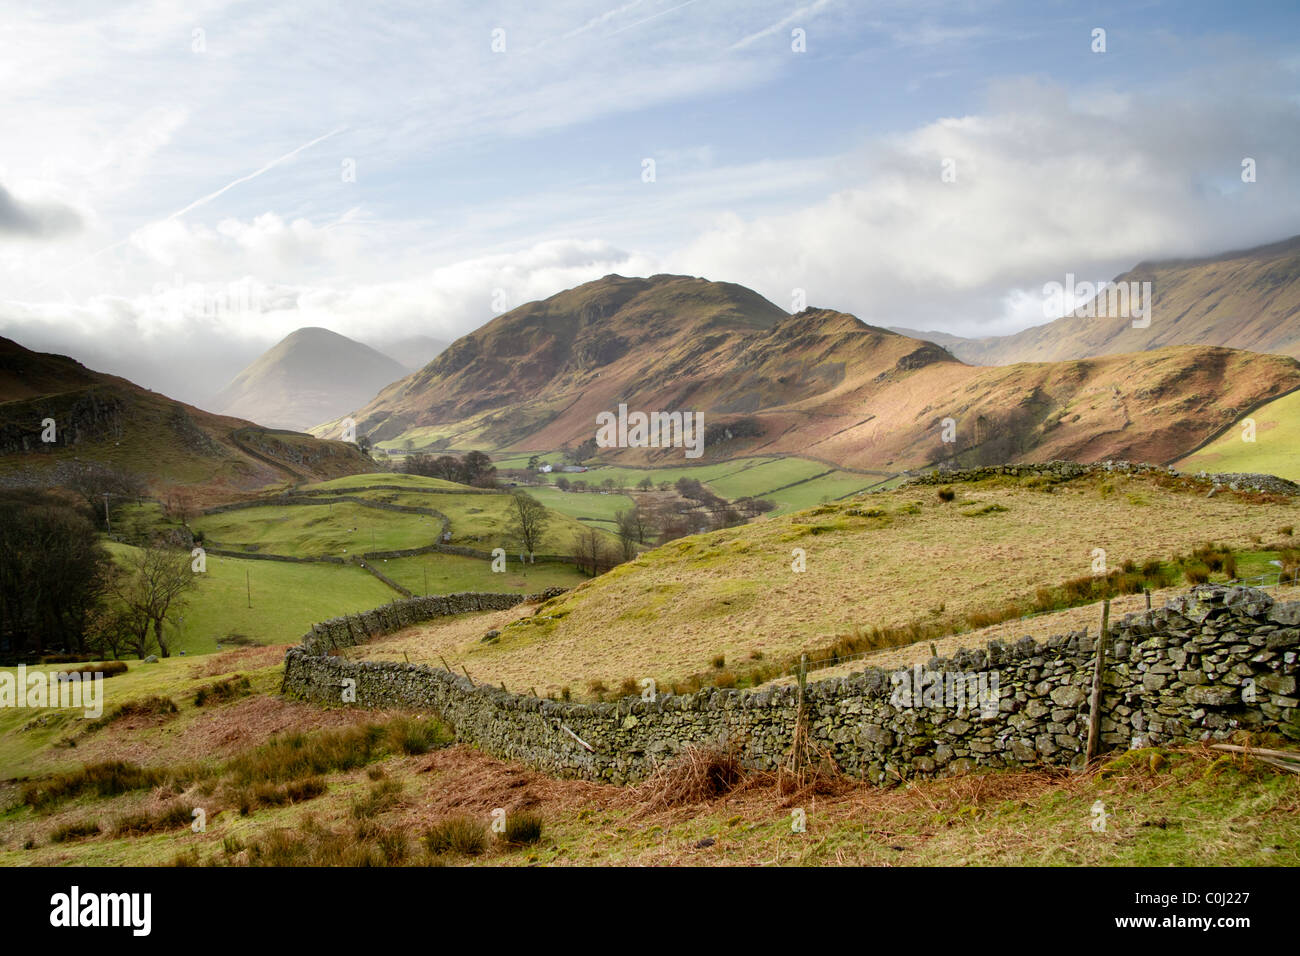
[909,459,1300,496]
[282,584,1300,784]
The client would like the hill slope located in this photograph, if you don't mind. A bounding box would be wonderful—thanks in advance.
[896,234,1300,366]
[0,335,373,494]
[364,466,1300,694]
[212,327,408,431]
[1175,388,1300,481]
[329,275,1300,472]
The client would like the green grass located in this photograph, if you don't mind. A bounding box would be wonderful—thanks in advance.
[1176,388,1300,482]
[298,472,467,492]
[409,493,615,552]
[105,542,398,654]
[528,455,887,517]
[525,486,635,528]
[191,502,442,557]
[379,552,586,595]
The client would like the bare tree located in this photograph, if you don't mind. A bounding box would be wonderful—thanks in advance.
[506,490,550,562]
[63,462,146,529]
[110,544,196,658]
[573,528,619,576]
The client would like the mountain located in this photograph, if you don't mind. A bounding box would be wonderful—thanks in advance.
[372,334,450,371]
[328,274,1300,472]
[0,335,373,495]
[212,327,409,431]
[893,234,1300,366]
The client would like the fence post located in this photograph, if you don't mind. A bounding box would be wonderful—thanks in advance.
[787,654,809,776]
[1085,599,1111,765]
[1144,589,1151,610]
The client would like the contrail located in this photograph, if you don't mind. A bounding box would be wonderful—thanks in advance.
[605,0,698,37]
[166,126,347,221]
[50,126,348,281]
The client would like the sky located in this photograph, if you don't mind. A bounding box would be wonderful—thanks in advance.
[2,0,1299,405]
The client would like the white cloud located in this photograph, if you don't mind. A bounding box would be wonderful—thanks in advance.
[0,236,658,405]
[670,75,1300,333]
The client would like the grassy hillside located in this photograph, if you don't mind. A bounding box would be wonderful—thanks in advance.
[0,336,373,497]
[1,649,1294,866]
[1175,388,1300,481]
[359,469,1300,696]
[192,502,443,557]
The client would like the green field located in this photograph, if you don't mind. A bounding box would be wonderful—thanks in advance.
[381,552,587,595]
[526,486,635,528]
[299,473,466,492]
[192,501,442,557]
[1176,389,1300,482]
[491,451,565,470]
[411,492,611,552]
[526,456,887,516]
[105,542,397,655]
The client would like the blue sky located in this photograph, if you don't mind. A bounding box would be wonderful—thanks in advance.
[1,0,1298,403]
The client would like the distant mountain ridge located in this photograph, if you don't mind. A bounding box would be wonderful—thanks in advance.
[326,273,1300,473]
[893,234,1300,366]
[212,327,409,431]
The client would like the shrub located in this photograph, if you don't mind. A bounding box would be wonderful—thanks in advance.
[225,723,385,784]
[503,811,544,846]
[631,744,743,817]
[711,654,725,670]
[713,671,737,689]
[194,675,251,707]
[586,680,609,701]
[1185,563,1211,585]
[70,661,128,678]
[49,819,101,843]
[618,677,639,698]
[1281,525,1294,537]
[232,778,326,815]
[423,816,488,856]
[246,817,405,867]
[383,717,452,756]
[112,802,192,837]
[22,761,171,811]
[937,486,955,502]
[350,779,403,820]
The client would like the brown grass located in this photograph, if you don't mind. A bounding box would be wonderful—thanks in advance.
[354,474,1300,696]
[626,744,745,818]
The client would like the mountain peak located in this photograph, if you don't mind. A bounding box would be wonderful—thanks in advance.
[212,327,408,431]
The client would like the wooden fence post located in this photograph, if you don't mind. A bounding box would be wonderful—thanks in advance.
[1085,599,1111,765]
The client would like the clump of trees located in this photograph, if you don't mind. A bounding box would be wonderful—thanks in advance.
[572,528,619,576]
[64,462,147,530]
[0,487,197,662]
[559,438,597,465]
[0,490,113,660]
[402,450,497,487]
